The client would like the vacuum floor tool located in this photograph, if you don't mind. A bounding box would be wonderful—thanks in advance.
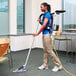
[13,23,39,73]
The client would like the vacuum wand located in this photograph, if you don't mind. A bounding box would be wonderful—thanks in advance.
[13,22,39,73]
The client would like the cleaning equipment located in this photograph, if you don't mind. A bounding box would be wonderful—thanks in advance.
[13,22,39,73]
[39,10,66,31]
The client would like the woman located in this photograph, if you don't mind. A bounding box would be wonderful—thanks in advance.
[33,2,62,72]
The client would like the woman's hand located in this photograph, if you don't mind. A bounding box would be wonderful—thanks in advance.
[37,19,41,22]
[33,33,39,37]
[37,19,42,25]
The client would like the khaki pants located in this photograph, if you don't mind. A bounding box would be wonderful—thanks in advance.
[42,34,61,67]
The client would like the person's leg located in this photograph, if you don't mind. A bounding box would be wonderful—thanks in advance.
[43,50,49,67]
[38,50,49,70]
[43,35,49,67]
[38,35,49,70]
[43,34,61,66]
[42,34,62,72]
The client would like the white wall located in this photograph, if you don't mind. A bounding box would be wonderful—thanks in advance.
[9,0,17,51]
[25,0,32,33]
[9,0,17,34]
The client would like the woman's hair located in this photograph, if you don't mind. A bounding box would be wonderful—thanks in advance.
[41,2,51,12]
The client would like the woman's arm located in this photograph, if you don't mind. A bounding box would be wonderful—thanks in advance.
[33,18,48,36]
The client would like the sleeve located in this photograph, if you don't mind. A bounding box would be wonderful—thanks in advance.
[45,13,51,19]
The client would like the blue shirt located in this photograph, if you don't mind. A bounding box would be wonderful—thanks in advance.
[41,12,53,34]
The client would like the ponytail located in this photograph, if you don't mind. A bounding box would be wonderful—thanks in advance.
[47,4,51,12]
